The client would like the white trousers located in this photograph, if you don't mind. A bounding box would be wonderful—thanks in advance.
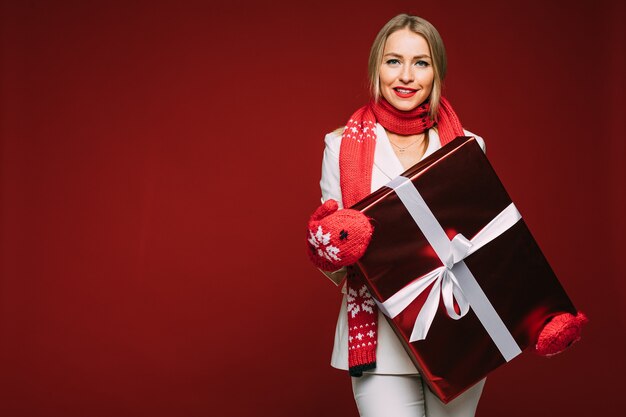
[351,374,486,417]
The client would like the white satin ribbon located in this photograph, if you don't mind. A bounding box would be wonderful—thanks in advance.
[377,176,523,361]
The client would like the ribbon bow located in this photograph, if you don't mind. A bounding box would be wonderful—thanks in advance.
[377,234,475,342]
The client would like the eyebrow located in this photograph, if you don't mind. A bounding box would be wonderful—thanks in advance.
[383,53,431,59]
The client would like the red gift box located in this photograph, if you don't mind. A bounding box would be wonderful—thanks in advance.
[351,136,577,403]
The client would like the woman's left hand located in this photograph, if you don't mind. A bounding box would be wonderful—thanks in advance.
[534,312,589,356]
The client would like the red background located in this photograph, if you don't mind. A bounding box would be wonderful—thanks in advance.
[1,0,624,416]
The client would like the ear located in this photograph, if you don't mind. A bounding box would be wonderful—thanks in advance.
[310,199,339,221]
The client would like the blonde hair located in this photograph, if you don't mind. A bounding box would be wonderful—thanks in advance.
[368,14,447,119]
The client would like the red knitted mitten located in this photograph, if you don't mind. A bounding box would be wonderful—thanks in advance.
[306,199,373,271]
[534,312,589,357]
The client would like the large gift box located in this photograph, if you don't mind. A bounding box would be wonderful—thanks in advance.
[351,136,577,404]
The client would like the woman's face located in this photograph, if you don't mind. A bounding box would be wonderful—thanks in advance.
[379,28,434,111]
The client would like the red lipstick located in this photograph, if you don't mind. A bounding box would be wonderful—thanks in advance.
[393,87,417,98]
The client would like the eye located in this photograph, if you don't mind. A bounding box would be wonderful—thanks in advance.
[339,230,348,240]
[415,60,430,67]
[385,58,400,65]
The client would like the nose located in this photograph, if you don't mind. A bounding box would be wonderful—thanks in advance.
[399,64,414,83]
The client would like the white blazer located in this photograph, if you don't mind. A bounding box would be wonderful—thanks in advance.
[319,124,486,374]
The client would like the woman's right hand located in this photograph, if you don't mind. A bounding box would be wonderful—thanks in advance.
[306,199,373,271]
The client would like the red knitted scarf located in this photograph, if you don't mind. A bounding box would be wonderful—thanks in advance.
[339,96,464,376]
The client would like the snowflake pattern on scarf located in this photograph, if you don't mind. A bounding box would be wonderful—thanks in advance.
[347,284,376,318]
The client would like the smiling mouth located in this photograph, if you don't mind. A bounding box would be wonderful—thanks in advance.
[393,87,417,98]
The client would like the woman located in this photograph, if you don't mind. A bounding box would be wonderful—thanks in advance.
[305,13,585,417]
[307,14,487,417]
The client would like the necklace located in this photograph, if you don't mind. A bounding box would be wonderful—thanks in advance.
[388,134,424,153]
